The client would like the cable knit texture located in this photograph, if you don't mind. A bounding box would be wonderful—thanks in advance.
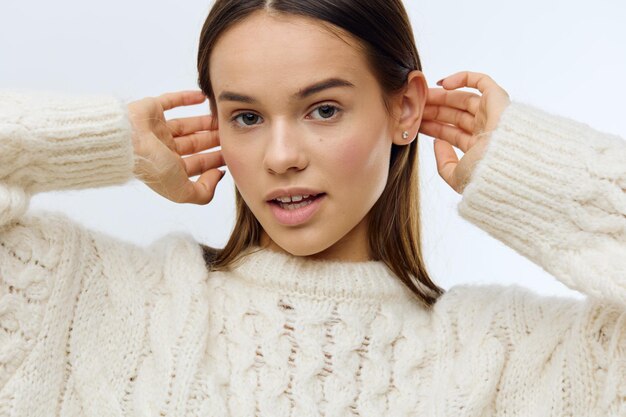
[0,91,624,416]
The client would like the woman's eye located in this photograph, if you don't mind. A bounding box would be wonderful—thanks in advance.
[230,104,341,128]
[232,113,262,127]
[310,104,341,120]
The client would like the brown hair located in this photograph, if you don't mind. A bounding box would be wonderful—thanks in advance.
[197,0,445,309]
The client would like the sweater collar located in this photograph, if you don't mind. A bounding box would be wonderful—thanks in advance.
[228,246,415,302]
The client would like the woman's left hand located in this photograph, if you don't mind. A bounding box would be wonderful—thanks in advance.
[419,71,511,194]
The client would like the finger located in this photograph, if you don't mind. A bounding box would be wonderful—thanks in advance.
[186,169,225,205]
[426,88,481,115]
[438,71,498,95]
[182,150,226,178]
[157,90,207,111]
[419,120,474,153]
[423,105,475,134]
[175,130,220,156]
[167,115,215,137]
[433,139,460,192]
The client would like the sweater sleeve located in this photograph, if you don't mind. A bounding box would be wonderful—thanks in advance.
[457,101,626,310]
[448,103,625,414]
[0,91,136,225]
[0,91,138,391]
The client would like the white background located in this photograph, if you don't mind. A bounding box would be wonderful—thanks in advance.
[1,0,624,299]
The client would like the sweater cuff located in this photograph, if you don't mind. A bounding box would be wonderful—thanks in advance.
[457,101,626,304]
[0,91,136,194]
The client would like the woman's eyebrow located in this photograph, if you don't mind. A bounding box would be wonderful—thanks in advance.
[217,77,355,104]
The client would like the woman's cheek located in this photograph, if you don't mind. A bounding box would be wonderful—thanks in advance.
[220,142,247,184]
[331,135,381,178]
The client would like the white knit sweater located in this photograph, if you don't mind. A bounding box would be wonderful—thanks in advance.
[0,91,624,417]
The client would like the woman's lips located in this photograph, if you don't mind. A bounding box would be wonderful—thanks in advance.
[268,193,326,226]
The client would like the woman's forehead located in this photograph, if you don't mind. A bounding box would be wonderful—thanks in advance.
[213,10,361,53]
[209,12,371,95]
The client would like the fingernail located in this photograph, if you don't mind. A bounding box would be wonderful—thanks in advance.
[436,79,444,86]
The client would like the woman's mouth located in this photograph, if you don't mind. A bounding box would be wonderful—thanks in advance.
[268,193,326,226]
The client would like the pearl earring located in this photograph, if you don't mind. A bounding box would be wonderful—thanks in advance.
[402,131,410,140]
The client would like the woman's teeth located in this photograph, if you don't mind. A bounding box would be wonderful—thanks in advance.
[275,194,311,203]
[273,194,321,210]
[278,199,315,210]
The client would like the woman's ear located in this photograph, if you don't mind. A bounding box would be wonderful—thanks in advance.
[391,70,428,145]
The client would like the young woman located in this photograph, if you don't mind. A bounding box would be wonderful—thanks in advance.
[0,0,624,416]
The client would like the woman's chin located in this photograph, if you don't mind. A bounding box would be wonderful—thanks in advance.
[270,240,327,258]
[261,231,336,259]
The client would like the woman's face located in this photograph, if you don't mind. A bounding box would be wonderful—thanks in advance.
[210,11,403,261]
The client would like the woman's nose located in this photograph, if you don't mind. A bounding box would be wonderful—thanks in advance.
[262,122,308,175]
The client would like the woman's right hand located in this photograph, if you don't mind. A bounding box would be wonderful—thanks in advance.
[128,91,225,205]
